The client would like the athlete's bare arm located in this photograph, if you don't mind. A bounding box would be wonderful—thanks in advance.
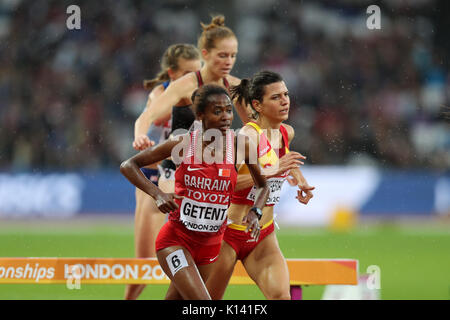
[121,135,188,212]
[239,134,270,240]
[138,73,198,139]
[151,85,172,127]
[283,124,315,204]
[133,84,166,150]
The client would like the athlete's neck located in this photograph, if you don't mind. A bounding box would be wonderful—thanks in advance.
[256,116,281,131]
[200,67,225,85]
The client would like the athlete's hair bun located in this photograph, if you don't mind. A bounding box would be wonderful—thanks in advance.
[201,15,226,31]
[230,78,250,106]
[198,14,235,51]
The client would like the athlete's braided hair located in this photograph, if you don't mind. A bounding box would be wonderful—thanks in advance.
[143,43,200,90]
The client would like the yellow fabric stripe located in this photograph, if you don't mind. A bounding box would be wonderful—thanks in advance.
[247,122,279,167]
[238,122,289,173]
[246,121,262,133]
[228,219,274,231]
[259,148,279,167]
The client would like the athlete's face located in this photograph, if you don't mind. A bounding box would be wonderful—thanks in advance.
[198,93,234,135]
[169,58,202,81]
[203,37,238,77]
[253,81,290,122]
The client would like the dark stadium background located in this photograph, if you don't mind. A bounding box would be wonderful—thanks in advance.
[0,0,449,300]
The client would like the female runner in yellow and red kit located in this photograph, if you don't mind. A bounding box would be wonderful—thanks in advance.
[206,70,315,300]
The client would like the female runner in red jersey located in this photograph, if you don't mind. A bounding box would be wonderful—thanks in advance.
[120,85,269,300]
[206,71,315,300]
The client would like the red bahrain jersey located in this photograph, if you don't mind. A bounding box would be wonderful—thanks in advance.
[169,129,237,242]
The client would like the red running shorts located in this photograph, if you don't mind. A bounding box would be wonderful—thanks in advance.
[223,221,275,261]
[155,220,223,265]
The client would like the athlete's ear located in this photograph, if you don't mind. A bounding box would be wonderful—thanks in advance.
[167,68,176,80]
[201,49,209,60]
[252,99,262,114]
[196,112,205,122]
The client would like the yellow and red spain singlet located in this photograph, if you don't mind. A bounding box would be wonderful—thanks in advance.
[231,122,290,207]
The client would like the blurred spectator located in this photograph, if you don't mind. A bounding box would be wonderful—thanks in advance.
[0,0,448,171]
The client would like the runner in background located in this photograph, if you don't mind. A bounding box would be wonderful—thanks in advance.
[133,14,250,149]
[125,44,201,300]
[206,70,315,300]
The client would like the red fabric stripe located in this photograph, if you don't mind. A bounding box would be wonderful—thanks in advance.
[195,71,203,87]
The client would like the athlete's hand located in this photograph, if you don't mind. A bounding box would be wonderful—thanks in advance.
[155,193,184,214]
[265,152,306,178]
[133,135,155,151]
[242,210,261,241]
[286,175,296,186]
[296,182,315,205]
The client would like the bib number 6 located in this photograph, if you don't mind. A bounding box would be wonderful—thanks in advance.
[166,249,189,277]
[171,255,181,269]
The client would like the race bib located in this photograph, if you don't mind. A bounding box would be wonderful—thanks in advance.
[166,249,188,277]
[179,197,228,233]
[157,165,175,181]
[247,177,285,205]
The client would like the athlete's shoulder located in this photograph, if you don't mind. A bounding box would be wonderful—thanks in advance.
[226,74,241,86]
[281,123,295,142]
[239,122,259,140]
[176,71,198,86]
[167,72,198,94]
